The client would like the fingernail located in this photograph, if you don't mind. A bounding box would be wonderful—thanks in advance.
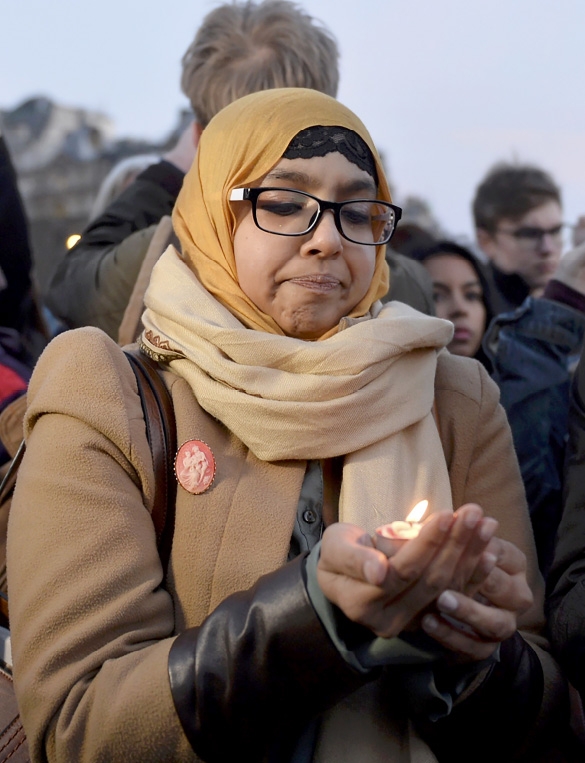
[364,557,384,586]
[438,513,452,532]
[465,511,480,529]
[358,532,375,548]
[437,590,458,612]
[483,552,498,569]
[479,518,498,542]
[423,614,439,632]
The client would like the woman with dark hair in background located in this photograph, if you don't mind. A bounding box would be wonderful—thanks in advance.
[413,240,494,371]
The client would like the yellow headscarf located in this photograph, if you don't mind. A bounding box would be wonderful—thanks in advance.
[172,87,391,338]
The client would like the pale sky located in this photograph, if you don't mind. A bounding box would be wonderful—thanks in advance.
[3,0,585,242]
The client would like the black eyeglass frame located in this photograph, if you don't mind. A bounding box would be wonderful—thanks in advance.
[496,223,566,242]
[229,186,402,246]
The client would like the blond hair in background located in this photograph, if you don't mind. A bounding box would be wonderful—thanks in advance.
[181,0,339,127]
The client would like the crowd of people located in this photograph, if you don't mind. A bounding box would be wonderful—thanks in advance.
[2,1,585,761]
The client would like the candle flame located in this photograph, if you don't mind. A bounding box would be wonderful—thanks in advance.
[406,500,428,523]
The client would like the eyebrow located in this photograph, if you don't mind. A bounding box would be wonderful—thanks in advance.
[262,168,377,195]
[432,279,482,291]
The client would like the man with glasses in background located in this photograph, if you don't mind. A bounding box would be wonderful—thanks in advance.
[473,162,565,313]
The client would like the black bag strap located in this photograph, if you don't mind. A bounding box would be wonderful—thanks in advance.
[0,347,177,627]
[0,440,26,508]
[123,347,177,573]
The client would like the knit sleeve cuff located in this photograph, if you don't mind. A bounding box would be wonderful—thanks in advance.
[304,543,498,719]
[305,542,445,671]
[543,279,585,313]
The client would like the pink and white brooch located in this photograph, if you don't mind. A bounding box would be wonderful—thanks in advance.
[174,440,216,495]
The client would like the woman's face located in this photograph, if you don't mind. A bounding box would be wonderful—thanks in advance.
[423,254,487,358]
[232,152,378,340]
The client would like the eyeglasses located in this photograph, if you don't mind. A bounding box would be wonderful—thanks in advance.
[229,187,402,246]
[496,223,565,250]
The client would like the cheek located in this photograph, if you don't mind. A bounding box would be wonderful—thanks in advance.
[434,303,449,320]
[518,248,542,271]
[432,299,452,321]
[233,222,272,295]
[234,225,298,310]
[233,244,267,314]
[471,303,487,332]
[495,240,522,267]
[353,251,377,293]
[233,244,254,295]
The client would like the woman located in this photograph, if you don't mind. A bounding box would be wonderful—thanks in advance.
[7,89,564,762]
[413,241,494,369]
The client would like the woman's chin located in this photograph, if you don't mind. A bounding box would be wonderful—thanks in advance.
[277,308,342,340]
[447,339,480,358]
[282,323,334,340]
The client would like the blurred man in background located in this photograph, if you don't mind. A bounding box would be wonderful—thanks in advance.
[473,162,564,314]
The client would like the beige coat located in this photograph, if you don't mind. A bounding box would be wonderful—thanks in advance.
[7,327,562,762]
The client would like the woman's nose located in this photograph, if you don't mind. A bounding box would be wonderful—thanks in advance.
[301,210,343,257]
[448,294,468,317]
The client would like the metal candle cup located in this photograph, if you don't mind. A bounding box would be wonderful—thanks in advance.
[373,500,429,557]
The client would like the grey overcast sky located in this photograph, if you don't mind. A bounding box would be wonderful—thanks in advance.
[3,0,585,242]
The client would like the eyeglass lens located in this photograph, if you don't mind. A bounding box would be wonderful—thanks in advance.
[511,225,564,249]
[254,189,395,244]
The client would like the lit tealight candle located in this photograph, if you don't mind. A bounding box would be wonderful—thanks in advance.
[373,500,429,557]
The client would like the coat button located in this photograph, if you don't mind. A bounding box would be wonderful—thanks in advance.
[302,509,317,524]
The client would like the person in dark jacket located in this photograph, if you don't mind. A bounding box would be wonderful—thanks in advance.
[547,350,585,714]
[0,133,48,361]
[0,133,33,334]
[485,242,585,578]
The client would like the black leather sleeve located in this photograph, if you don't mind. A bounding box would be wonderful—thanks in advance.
[168,554,373,762]
[415,632,545,763]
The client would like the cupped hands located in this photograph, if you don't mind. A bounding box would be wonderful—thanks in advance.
[317,504,532,662]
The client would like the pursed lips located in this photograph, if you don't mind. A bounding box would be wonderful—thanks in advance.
[285,274,342,292]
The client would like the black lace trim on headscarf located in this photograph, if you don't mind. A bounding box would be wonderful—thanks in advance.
[283,125,378,183]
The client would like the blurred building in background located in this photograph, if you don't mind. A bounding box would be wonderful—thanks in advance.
[0,96,190,295]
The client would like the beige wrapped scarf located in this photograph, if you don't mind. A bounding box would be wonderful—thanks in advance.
[141,89,455,532]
